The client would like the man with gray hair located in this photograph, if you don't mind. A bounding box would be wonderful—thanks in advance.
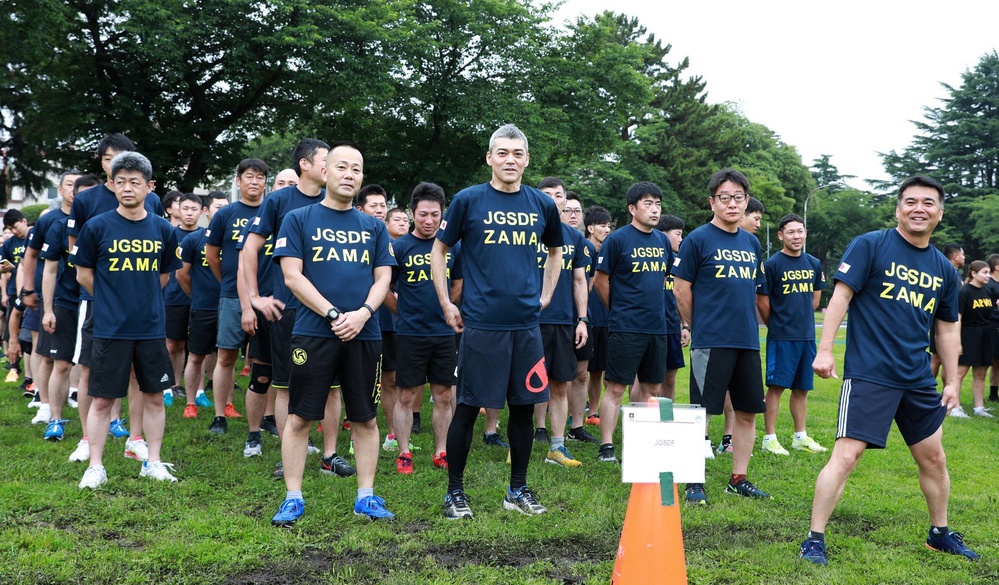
[71,152,181,489]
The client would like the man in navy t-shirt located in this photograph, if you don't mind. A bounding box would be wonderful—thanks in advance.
[582,206,612,427]
[432,124,563,519]
[800,176,979,565]
[270,141,395,525]
[162,193,203,406]
[658,214,690,402]
[593,182,673,465]
[72,152,180,489]
[673,169,768,505]
[755,214,826,457]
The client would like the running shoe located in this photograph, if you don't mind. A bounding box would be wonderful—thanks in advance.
[545,445,582,468]
[503,486,547,515]
[396,452,414,474]
[163,389,174,407]
[925,529,980,560]
[354,495,395,520]
[761,436,790,456]
[261,416,279,436]
[716,437,733,454]
[584,413,600,425]
[31,405,51,425]
[27,390,41,408]
[443,489,473,519]
[243,437,262,458]
[382,434,398,451]
[272,461,284,480]
[791,435,828,453]
[432,452,448,469]
[483,433,509,449]
[566,427,600,443]
[224,403,242,418]
[319,454,356,477]
[171,385,185,398]
[140,460,178,482]
[124,437,149,461]
[195,391,214,408]
[725,479,771,499]
[183,404,198,419]
[307,438,320,455]
[949,406,969,418]
[411,415,421,435]
[240,365,251,377]
[271,498,304,527]
[533,428,550,444]
[703,439,716,460]
[67,391,78,409]
[68,439,90,463]
[972,407,994,418]
[685,483,707,505]
[799,538,828,565]
[79,465,107,489]
[597,443,619,463]
[44,419,67,441]
[209,416,228,435]
[6,369,19,384]
[109,418,130,438]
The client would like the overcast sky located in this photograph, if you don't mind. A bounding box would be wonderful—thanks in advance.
[551,0,999,190]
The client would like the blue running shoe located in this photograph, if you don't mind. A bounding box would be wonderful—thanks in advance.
[108,418,129,438]
[271,498,304,527]
[926,529,980,560]
[354,495,395,520]
[44,419,67,441]
[195,392,214,408]
[163,390,174,407]
[799,538,827,565]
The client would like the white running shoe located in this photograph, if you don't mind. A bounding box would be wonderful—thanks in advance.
[949,406,970,418]
[791,435,828,453]
[31,405,52,425]
[703,439,715,460]
[140,460,178,482]
[79,465,107,489]
[762,436,791,455]
[68,391,79,409]
[69,440,91,463]
[973,407,994,418]
[124,437,149,461]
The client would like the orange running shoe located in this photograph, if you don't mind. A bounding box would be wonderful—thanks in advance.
[432,452,448,469]
[396,452,414,475]
[183,404,198,419]
[224,403,242,418]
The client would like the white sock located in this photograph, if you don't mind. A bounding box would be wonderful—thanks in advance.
[794,431,808,440]
[69,386,79,395]
[763,434,776,442]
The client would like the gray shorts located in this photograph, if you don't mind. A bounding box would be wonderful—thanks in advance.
[216,297,247,350]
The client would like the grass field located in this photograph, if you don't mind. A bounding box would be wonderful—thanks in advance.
[1,321,997,584]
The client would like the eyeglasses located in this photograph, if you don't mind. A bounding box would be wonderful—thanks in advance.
[713,192,747,204]
[562,209,582,215]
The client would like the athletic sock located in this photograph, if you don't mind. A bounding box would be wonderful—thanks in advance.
[357,487,374,500]
[807,530,824,542]
[930,525,949,536]
[990,385,999,400]
[550,436,565,449]
[286,490,303,501]
[721,433,732,446]
[413,412,421,424]
[763,433,777,442]
[247,431,261,441]
[730,473,747,485]
[794,431,808,440]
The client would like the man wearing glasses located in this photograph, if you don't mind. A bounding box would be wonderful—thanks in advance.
[672,169,769,505]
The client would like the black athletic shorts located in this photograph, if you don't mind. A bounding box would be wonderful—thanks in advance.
[288,335,380,422]
[540,324,578,382]
[586,326,609,372]
[75,300,94,368]
[689,348,766,416]
[165,305,190,342]
[270,307,295,389]
[665,332,685,371]
[575,323,594,362]
[605,331,668,385]
[455,327,549,409]
[88,338,174,399]
[395,335,457,389]
[959,324,992,367]
[47,304,80,363]
[381,330,397,373]
[187,310,218,356]
[36,326,54,359]
[248,309,272,363]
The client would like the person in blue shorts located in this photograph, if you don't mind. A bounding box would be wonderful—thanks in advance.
[673,169,769,505]
[800,176,979,565]
[658,215,690,401]
[270,141,395,525]
[72,152,180,489]
[593,182,672,464]
[756,214,827,456]
[432,124,563,519]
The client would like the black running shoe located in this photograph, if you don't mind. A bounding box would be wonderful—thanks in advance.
[567,426,600,443]
[320,454,357,478]
[208,416,227,435]
[533,428,550,444]
[260,415,279,437]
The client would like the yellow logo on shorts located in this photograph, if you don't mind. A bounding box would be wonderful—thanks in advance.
[292,348,308,365]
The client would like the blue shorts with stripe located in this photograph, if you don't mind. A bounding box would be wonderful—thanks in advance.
[835,378,946,449]
[765,339,816,390]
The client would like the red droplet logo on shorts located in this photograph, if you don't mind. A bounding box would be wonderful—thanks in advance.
[525,358,548,393]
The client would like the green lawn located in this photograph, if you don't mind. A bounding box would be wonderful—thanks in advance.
[1,322,997,584]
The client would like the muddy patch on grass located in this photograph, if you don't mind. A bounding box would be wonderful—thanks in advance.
[226,547,336,585]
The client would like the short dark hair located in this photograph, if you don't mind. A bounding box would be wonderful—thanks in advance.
[162,190,183,209]
[328,140,363,155]
[410,182,446,213]
[657,214,684,232]
[987,254,999,272]
[292,139,331,176]
[387,207,408,221]
[96,133,136,158]
[942,243,963,260]
[179,193,202,207]
[356,184,387,207]
[708,169,750,197]
[237,158,270,177]
[202,190,228,207]
[896,175,945,206]
[626,181,662,207]
[584,205,612,228]
[538,177,565,192]
[565,191,581,205]
[3,209,25,228]
[59,169,85,185]
[745,196,765,215]
[778,213,804,232]
[110,151,152,181]
[74,175,101,194]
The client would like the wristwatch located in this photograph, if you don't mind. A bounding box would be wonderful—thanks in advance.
[577,316,590,325]
[325,306,342,324]
[681,325,691,332]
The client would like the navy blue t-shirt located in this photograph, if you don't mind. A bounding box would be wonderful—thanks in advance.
[248,186,324,307]
[759,251,826,341]
[40,218,80,310]
[163,226,198,306]
[539,223,590,326]
[595,225,672,335]
[28,208,69,293]
[583,238,609,328]
[394,233,455,337]
[180,228,222,312]
[377,235,398,333]
[206,201,261,299]
[236,223,275,297]
[663,271,680,334]
[835,229,960,388]
[436,182,563,331]
[1,232,28,298]
[672,223,765,350]
[273,204,395,341]
[71,211,180,340]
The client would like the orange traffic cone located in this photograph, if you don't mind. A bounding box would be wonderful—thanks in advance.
[611,479,688,584]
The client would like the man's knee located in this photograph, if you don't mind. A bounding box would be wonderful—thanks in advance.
[248,363,272,395]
